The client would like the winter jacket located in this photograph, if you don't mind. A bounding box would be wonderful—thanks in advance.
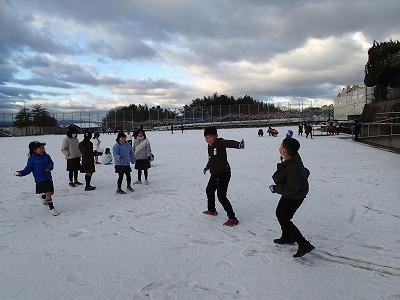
[133,137,152,160]
[79,140,95,166]
[206,138,240,175]
[272,153,310,200]
[113,141,135,166]
[101,153,113,165]
[61,137,81,159]
[20,152,54,183]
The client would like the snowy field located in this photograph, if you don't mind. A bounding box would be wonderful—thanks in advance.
[1,127,399,300]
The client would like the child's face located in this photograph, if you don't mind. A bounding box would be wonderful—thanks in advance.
[137,131,143,138]
[205,134,217,145]
[279,143,285,156]
[34,146,45,155]
[119,137,126,143]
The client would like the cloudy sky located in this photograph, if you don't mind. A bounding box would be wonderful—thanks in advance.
[1,0,399,113]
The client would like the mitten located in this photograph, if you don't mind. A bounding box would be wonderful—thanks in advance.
[269,185,276,193]
[239,139,245,149]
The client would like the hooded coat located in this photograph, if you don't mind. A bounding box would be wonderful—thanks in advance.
[272,153,310,200]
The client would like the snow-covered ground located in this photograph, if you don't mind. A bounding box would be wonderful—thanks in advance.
[1,127,399,300]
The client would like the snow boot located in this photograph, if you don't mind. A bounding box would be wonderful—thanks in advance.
[293,242,315,258]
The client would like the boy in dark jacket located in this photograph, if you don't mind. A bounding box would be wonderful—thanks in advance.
[203,126,244,226]
[15,141,59,216]
[269,138,314,257]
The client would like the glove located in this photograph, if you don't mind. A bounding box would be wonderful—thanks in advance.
[14,171,21,176]
[148,156,151,161]
[239,139,245,149]
[269,185,276,193]
[203,167,209,175]
[118,157,124,162]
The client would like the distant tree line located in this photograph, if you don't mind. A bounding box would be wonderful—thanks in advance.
[102,104,174,129]
[14,104,58,134]
[183,93,281,113]
[102,93,285,128]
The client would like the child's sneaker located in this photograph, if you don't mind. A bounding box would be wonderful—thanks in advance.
[203,210,218,215]
[144,180,149,185]
[116,189,127,194]
[84,186,96,191]
[134,180,142,184]
[74,181,83,185]
[69,182,76,187]
[126,187,134,192]
[223,219,239,226]
[49,208,59,216]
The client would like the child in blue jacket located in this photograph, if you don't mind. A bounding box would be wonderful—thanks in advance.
[15,141,59,216]
[112,131,136,194]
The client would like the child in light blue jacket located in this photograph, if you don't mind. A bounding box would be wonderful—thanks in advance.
[101,148,113,165]
[112,131,135,194]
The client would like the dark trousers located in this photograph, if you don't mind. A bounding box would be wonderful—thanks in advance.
[206,171,236,219]
[117,172,131,189]
[276,197,307,246]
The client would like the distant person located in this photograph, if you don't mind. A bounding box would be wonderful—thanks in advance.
[181,124,184,133]
[15,141,59,216]
[354,120,362,141]
[126,129,133,146]
[258,129,264,137]
[328,122,334,135]
[113,131,136,194]
[101,148,113,165]
[202,126,244,227]
[61,127,82,187]
[92,132,102,164]
[305,123,313,139]
[334,120,340,135]
[298,122,303,136]
[269,138,314,258]
[267,126,278,137]
[133,128,152,185]
[79,131,96,191]
[171,124,174,134]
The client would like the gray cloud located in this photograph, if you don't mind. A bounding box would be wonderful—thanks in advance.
[0,0,399,112]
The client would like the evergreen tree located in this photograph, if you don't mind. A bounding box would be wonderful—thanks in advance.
[31,104,57,134]
[364,40,400,100]
[14,107,32,135]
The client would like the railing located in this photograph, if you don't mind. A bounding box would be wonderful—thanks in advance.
[359,112,400,138]
[353,112,400,150]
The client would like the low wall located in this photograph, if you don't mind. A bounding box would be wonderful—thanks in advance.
[362,135,400,149]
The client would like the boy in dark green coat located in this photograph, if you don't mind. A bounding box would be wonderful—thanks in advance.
[269,137,315,258]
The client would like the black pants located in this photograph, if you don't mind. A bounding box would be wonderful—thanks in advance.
[117,172,131,189]
[276,197,307,246]
[206,171,236,219]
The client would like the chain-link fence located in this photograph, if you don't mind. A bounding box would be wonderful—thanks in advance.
[1,103,331,136]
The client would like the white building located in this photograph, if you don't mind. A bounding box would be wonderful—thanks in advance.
[334,84,374,120]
